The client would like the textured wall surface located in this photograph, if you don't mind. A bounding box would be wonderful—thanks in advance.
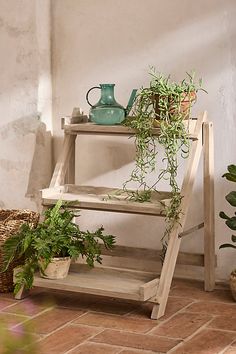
[56,0,235,280]
[0,0,52,210]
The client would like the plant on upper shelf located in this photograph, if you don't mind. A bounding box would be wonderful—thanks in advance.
[219,164,236,300]
[123,68,206,260]
[1,200,115,295]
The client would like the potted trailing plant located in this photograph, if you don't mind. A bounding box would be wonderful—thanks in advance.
[123,68,206,259]
[219,164,236,300]
[1,200,115,295]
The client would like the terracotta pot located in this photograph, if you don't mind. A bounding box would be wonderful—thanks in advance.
[152,91,197,120]
[40,257,71,280]
[230,270,236,301]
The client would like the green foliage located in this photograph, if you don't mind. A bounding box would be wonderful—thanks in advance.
[123,68,205,260]
[0,320,38,353]
[1,200,115,294]
[222,164,236,182]
[220,164,236,250]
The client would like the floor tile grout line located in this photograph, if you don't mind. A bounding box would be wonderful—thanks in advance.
[62,327,108,354]
[0,310,30,319]
[65,342,122,354]
[166,317,235,354]
[35,314,104,345]
[145,299,197,335]
[10,305,56,330]
[205,327,236,335]
[220,338,236,354]
[70,308,158,328]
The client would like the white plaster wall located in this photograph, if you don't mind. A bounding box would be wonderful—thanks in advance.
[0,0,52,210]
[51,0,236,281]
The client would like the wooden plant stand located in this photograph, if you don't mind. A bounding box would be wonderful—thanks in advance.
[19,111,215,320]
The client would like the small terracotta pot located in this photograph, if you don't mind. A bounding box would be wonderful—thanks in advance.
[40,257,71,280]
[230,270,236,301]
[152,91,197,120]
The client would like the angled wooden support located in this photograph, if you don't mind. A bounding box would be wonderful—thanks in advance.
[179,222,204,238]
[151,112,208,319]
[203,122,215,291]
[50,134,77,188]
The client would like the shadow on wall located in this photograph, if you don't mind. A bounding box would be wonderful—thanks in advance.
[26,120,52,210]
[0,116,52,210]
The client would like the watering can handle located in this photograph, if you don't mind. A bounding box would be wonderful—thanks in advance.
[86,86,101,107]
[126,89,137,116]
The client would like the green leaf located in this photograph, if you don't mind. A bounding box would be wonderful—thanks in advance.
[219,211,229,219]
[231,235,236,243]
[222,173,236,182]
[226,217,236,230]
[220,243,236,249]
[226,191,236,207]
[228,164,236,175]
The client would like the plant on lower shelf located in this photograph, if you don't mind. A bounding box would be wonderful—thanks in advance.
[123,68,206,259]
[219,164,236,300]
[1,200,115,295]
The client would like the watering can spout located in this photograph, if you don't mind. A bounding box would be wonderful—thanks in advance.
[125,89,137,116]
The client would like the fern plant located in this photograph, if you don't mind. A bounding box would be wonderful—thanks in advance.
[1,200,115,294]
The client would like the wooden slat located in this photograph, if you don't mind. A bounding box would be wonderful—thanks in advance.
[203,122,215,291]
[99,244,206,267]
[63,120,198,139]
[179,223,204,238]
[140,278,159,301]
[42,185,171,216]
[33,264,157,301]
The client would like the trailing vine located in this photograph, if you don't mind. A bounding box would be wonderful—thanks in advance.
[123,69,206,260]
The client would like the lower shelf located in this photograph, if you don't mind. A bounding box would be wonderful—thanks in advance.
[33,264,159,302]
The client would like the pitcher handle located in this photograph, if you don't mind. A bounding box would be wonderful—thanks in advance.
[86,86,101,107]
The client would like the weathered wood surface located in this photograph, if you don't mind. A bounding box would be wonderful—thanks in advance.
[33,264,158,301]
[203,122,215,291]
[99,244,207,267]
[151,111,208,319]
[63,120,198,139]
[42,185,172,216]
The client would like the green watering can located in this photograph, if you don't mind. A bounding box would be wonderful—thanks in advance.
[86,84,137,125]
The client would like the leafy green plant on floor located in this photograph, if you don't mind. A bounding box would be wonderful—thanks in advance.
[219,164,236,250]
[123,68,206,259]
[1,200,115,294]
[0,320,38,354]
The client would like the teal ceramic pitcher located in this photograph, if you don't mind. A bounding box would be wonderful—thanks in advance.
[86,84,137,125]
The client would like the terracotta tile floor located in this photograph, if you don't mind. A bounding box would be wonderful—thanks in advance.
[1,279,236,353]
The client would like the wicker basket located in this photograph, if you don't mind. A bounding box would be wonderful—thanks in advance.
[0,209,39,293]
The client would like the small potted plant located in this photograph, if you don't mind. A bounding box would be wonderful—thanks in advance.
[1,200,115,295]
[123,68,206,260]
[219,164,236,300]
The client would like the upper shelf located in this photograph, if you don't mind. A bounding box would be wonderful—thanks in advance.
[42,185,172,216]
[63,119,198,140]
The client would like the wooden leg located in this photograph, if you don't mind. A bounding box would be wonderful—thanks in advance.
[151,113,207,319]
[152,227,181,319]
[14,285,30,300]
[151,303,160,320]
[13,267,30,299]
[65,134,76,184]
[203,122,215,291]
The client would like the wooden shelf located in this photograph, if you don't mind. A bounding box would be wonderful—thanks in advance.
[33,264,159,301]
[42,185,172,216]
[63,120,198,140]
